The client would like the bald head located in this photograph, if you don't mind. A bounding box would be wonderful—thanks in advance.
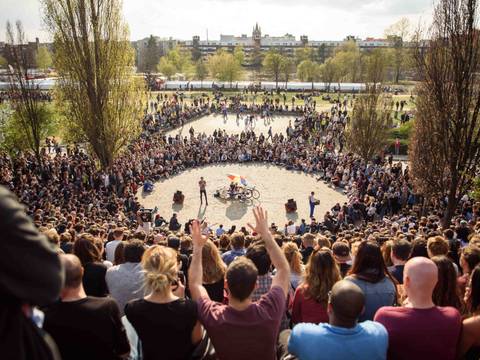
[330,280,365,322]
[60,254,84,289]
[404,257,438,300]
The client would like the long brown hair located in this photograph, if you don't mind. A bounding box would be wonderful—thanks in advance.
[202,240,226,284]
[431,256,462,310]
[302,248,341,305]
[73,234,101,265]
[349,241,396,284]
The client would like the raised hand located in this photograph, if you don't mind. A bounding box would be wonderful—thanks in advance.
[190,219,207,248]
[247,206,270,238]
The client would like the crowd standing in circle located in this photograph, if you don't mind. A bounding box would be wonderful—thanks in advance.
[1,91,480,360]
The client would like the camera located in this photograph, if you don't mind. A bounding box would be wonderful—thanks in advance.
[139,208,153,222]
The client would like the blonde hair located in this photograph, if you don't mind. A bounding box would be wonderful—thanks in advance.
[316,235,331,249]
[142,245,178,295]
[283,242,303,275]
[202,240,226,283]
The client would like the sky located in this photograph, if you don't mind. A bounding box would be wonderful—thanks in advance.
[0,0,434,43]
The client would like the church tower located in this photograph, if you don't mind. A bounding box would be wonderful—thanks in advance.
[252,23,261,47]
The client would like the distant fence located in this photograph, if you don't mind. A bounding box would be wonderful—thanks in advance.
[162,81,366,92]
[0,78,366,92]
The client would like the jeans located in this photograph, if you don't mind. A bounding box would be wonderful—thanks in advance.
[200,189,208,204]
[309,202,315,218]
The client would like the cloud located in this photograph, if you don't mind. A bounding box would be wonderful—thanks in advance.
[0,0,434,43]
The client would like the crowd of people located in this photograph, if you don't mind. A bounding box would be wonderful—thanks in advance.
[2,91,480,360]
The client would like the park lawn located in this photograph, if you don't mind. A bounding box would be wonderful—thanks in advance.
[148,90,416,118]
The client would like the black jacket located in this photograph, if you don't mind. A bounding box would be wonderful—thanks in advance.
[0,186,63,359]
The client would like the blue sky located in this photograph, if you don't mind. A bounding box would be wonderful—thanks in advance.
[1,0,434,42]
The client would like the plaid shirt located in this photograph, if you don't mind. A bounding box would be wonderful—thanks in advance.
[251,274,273,302]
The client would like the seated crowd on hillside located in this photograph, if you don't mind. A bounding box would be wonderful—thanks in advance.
[2,93,480,360]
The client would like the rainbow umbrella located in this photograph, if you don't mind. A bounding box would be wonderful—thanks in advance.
[227,173,247,185]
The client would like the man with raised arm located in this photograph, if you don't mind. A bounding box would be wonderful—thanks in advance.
[189,206,290,360]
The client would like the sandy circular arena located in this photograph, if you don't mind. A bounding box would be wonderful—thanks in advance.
[137,163,347,228]
[166,113,297,137]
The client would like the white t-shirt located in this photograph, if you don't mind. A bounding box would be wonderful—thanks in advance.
[105,240,121,263]
[286,224,297,235]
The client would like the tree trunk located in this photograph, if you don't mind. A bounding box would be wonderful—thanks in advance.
[442,185,458,228]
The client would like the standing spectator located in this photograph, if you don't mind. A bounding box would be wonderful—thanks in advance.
[106,240,146,316]
[332,241,352,277]
[105,227,124,263]
[292,248,341,324]
[73,235,109,297]
[0,186,63,360]
[375,257,462,360]
[60,232,73,254]
[456,220,472,246]
[300,233,316,264]
[286,280,388,360]
[345,241,396,321]
[44,254,130,360]
[394,138,400,156]
[430,256,462,310]
[200,240,226,302]
[221,232,246,265]
[125,245,202,360]
[199,176,208,206]
[189,207,289,360]
[388,239,411,284]
[458,265,480,359]
[246,244,273,301]
[458,245,480,296]
[282,242,304,289]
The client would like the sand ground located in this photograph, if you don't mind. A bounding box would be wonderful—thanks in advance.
[137,163,347,228]
[166,114,297,137]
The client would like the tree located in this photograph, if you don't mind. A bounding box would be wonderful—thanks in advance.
[233,45,245,65]
[410,0,480,226]
[0,55,6,68]
[141,35,160,73]
[346,85,393,160]
[42,0,142,168]
[409,88,449,202]
[281,57,295,88]
[385,17,411,84]
[319,58,337,91]
[332,41,364,82]
[297,59,320,89]
[35,46,52,72]
[5,21,55,161]
[263,50,284,88]
[345,49,391,159]
[157,46,193,79]
[157,57,176,80]
[294,47,314,64]
[207,50,242,86]
[364,49,388,85]
[195,59,208,86]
